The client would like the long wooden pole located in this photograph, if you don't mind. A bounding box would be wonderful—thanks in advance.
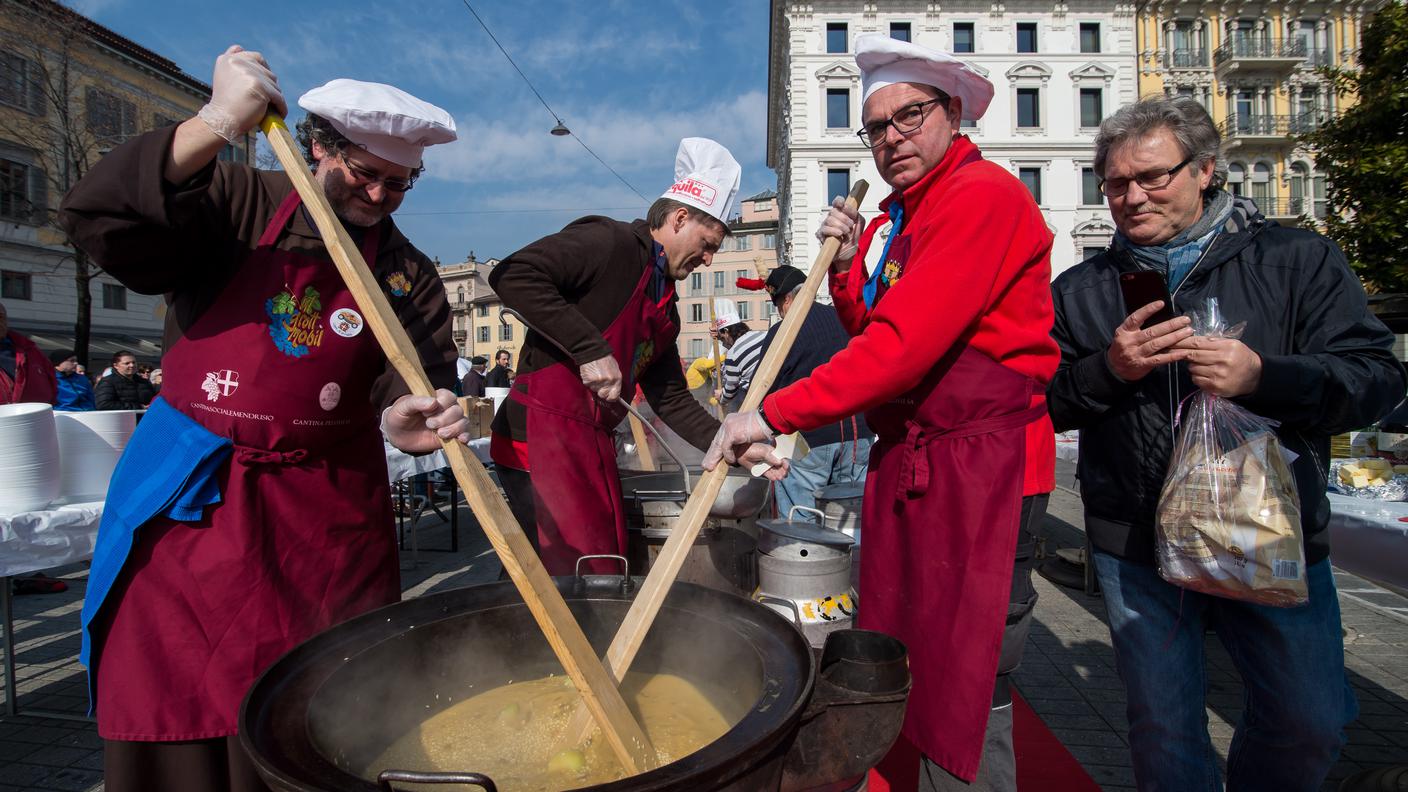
[708,298,724,418]
[258,115,656,774]
[561,180,870,745]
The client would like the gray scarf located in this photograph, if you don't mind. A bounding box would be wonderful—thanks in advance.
[1116,190,1235,291]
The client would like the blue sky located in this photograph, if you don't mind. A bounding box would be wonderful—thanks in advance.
[70,0,774,265]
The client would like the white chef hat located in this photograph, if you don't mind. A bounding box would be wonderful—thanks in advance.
[712,298,741,330]
[298,79,457,169]
[855,33,994,121]
[661,137,742,224]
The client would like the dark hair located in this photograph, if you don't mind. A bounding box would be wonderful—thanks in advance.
[646,198,730,236]
[294,112,425,180]
[495,349,510,360]
[720,322,750,344]
[111,350,135,364]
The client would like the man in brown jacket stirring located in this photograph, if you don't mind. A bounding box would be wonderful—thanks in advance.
[489,138,784,575]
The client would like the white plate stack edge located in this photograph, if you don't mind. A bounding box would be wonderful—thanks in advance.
[0,403,61,514]
[54,410,140,503]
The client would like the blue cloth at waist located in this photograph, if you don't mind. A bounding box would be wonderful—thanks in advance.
[79,396,232,702]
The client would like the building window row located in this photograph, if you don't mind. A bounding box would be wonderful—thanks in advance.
[0,155,45,224]
[686,299,767,325]
[823,20,1104,55]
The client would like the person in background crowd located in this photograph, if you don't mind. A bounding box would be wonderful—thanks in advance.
[710,297,766,406]
[461,355,487,397]
[1048,96,1407,792]
[94,351,155,410]
[59,44,465,792]
[0,301,58,406]
[486,348,512,388]
[706,34,1057,791]
[741,265,872,516]
[52,349,96,411]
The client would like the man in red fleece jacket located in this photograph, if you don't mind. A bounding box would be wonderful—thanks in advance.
[705,34,1059,791]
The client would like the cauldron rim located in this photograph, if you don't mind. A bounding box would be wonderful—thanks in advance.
[239,577,816,792]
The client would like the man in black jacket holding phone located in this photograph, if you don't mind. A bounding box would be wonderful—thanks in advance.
[1049,96,1405,792]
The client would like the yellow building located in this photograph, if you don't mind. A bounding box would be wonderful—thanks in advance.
[1135,0,1385,226]
[437,253,526,368]
[0,0,255,362]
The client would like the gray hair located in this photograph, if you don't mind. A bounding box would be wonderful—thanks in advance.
[1093,97,1225,194]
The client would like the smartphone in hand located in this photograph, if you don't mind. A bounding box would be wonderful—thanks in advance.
[1119,271,1175,329]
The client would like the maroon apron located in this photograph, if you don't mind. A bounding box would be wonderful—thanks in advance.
[508,263,678,575]
[93,192,401,740]
[856,214,1047,783]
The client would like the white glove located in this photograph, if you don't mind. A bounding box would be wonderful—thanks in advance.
[815,196,863,273]
[197,45,287,144]
[738,443,789,481]
[702,410,775,470]
[579,354,623,402]
[382,389,469,453]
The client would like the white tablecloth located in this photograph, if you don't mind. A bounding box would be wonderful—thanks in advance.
[1326,493,1408,590]
[1055,431,1080,463]
[384,438,492,483]
[0,499,104,577]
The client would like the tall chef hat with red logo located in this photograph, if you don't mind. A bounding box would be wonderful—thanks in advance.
[662,138,742,223]
[298,79,458,168]
[855,33,994,120]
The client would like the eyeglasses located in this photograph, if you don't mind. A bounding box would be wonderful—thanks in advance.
[1097,154,1196,197]
[856,98,946,149]
[339,152,418,193]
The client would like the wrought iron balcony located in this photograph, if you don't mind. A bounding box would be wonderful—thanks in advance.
[1214,38,1307,77]
[1165,48,1209,69]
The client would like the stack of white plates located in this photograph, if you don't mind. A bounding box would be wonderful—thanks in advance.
[0,403,61,514]
[55,410,140,502]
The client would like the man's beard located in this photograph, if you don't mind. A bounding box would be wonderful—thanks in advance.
[317,166,388,228]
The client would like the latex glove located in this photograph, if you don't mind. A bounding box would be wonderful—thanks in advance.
[580,354,623,402]
[197,45,287,144]
[738,442,789,481]
[382,389,469,453]
[702,410,775,470]
[814,195,863,273]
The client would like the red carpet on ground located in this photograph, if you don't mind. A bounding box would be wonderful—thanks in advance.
[866,689,1102,791]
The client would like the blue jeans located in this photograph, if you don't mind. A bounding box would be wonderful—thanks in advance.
[1092,551,1356,792]
[773,438,872,518]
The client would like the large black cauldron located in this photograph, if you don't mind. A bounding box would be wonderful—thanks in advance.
[239,576,908,792]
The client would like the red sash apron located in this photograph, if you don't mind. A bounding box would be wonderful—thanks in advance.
[92,192,401,740]
[856,209,1046,783]
[505,263,678,575]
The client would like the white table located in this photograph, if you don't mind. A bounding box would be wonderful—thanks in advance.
[1,498,104,721]
[1326,493,1408,590]
[384,437,492,483]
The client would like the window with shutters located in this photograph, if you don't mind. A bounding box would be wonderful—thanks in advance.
[762,233,776,250]
[102,283,127,310]
[86,88,137,145]
[0,156,44,224]
[738,301,751,321]
[689,303,705,323]
[477,327,490,343]
[714,271,725,291]
[0,51,44,115]
[690,271,703,294]
[735,234,751,251]
[499,323,513,341]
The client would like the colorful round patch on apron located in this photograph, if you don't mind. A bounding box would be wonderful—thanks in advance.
[330,307,364,338]
[385,272,411,297]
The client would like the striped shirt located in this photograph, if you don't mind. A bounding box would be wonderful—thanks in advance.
[721,329,766,403]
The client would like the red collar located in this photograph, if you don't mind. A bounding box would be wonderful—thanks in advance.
[878,134,983,217]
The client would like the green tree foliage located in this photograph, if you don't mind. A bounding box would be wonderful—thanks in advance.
[1299,2,1408,293]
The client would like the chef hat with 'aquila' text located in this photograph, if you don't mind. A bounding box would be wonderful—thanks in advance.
[661,138,742,224]
[855,33,994,121]
[298,79,457,169]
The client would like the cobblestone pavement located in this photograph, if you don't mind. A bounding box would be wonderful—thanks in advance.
[2,483,1405,791]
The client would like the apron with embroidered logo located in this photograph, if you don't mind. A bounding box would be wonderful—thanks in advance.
[855,211,1047,783]
[89,191,402,740]
[506,263,678,575]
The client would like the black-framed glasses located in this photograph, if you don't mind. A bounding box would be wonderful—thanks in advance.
[339,152,418,193]
[856,98,946,148]
[1097,154,1196,197]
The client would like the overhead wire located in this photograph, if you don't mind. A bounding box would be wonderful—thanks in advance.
[457,1,650,203]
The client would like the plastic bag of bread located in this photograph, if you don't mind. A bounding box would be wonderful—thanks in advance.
[1155,299,1307,607]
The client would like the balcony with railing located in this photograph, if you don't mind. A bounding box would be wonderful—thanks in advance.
[1214,38,1310,77]
[1164,48,1209,69]
[1220,112,1326,147]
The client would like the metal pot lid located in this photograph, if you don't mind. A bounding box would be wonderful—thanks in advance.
[758,518,854,548]
[814,480,864,501]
